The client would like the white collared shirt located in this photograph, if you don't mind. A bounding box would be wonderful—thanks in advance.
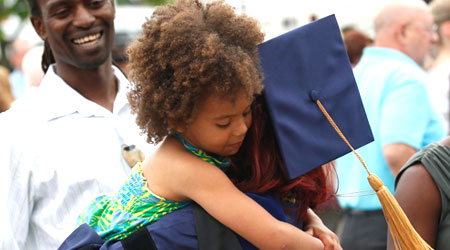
[0,65,154,250]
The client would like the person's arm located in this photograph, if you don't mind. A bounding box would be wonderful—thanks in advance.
[382,143,417,176]
[151,150,326,250]
[0,126,28,250]
[386,164,440,250]
[303,208,341,250]
[380,80,437,177]
[185,164,324,250]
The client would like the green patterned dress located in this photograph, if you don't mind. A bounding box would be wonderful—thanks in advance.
[77,162,192,241]
[78,133,230,241]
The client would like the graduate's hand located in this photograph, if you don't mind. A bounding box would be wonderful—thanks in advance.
[303,208,342,250]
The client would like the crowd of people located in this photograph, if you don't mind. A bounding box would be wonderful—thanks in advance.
[0,0,449,249]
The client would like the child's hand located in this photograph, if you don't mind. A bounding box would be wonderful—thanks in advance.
[303,208,342,250]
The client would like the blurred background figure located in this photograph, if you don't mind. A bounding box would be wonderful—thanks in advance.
[111,5,155,77]
[426,0,450,135]
[112,44,129,76]
[342,28,373,67]
[7,37,34,99]
[335,1,444,249]
[0,66,14,113]
[21,44,44,88]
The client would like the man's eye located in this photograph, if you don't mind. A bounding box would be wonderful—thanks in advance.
[90,0,105,8]
[54,8,69,17]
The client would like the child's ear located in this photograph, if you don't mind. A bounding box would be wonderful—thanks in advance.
[168,120,185,133]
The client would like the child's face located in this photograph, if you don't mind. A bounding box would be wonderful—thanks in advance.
[179,91,252,156]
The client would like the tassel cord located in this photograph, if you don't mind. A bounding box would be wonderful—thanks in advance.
[316,100,371,176]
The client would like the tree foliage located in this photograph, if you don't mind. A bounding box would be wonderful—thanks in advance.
[0,0,30,67]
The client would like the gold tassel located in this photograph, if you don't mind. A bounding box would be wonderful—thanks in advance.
[315,100,433,250]
[368,174,432,250]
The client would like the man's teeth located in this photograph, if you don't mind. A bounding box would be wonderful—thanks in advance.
[73,33,101,45]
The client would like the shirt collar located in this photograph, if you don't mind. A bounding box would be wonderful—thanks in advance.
[38,65,130,121]
[363,47,421,69]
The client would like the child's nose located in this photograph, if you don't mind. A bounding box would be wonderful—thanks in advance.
[233,118,249,136]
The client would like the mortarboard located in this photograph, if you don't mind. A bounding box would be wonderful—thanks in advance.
[258,14,374,179]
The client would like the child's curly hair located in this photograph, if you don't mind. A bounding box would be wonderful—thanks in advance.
[127,0,265,144]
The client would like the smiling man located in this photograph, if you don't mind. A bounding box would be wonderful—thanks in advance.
[0,0,153,249]
[31,0,117,109]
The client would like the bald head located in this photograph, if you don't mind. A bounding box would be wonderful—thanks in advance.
[375,0,428,34]
[373,0,436,66]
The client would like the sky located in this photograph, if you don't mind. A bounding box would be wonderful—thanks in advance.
[217,0,394,40]
[2,0,396,46]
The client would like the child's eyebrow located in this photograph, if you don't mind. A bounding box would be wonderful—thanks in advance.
[213,115,233,120]
[213,104,251,120]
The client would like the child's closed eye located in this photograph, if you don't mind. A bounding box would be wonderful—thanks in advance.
[216,122,231,128]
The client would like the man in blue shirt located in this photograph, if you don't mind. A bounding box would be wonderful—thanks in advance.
[336,1,445,249]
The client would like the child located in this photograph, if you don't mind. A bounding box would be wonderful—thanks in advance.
[78,1,338,249]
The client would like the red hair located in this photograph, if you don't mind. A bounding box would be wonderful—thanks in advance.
[229,95,335,220]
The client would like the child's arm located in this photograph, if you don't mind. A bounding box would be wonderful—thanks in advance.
[146,144,328,250]
[303,208,341,250]
[179,155,325,250]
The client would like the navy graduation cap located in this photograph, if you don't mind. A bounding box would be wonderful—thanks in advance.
[259,14,374,179]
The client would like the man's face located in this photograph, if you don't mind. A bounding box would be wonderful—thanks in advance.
[32,0,115,70]
[402,12,438,66]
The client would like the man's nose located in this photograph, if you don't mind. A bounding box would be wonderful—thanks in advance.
[73,6,95,28]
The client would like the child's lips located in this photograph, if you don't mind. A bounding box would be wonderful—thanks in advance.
[229,141,243,149]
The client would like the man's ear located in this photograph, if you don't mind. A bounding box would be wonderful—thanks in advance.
[30,16,47,40]
[396,22,409,46]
